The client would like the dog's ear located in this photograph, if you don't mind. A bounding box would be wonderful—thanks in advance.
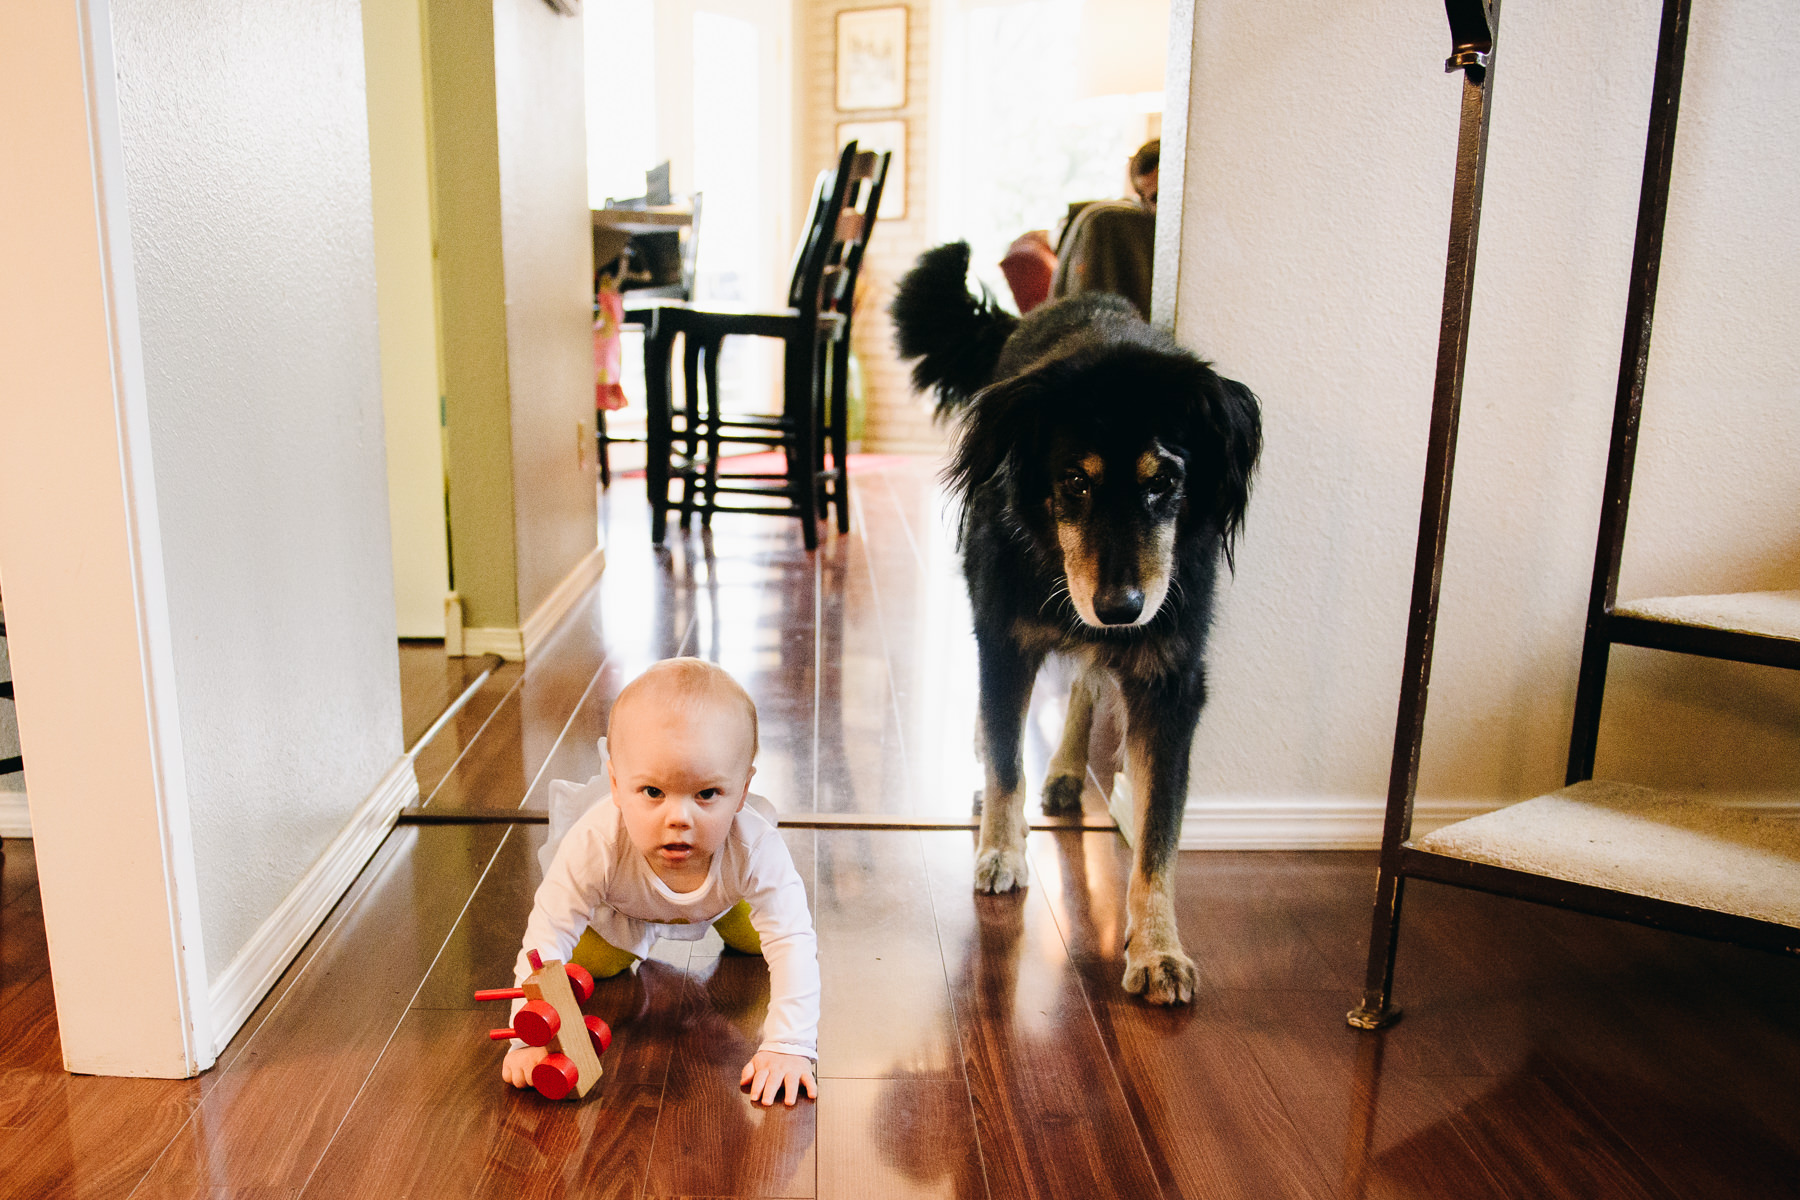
[1186,369,1263,566]
[943,372,1042,501]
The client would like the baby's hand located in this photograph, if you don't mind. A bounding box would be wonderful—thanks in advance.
[739,1050,818,1107]
[502,1045,549,1088]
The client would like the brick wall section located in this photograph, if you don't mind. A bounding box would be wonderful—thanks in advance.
[797,2,945,454]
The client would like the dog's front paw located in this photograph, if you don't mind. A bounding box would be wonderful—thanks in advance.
[973,846,1028,893]
[1040,774,1084,815]
[1122,946,1197,1005]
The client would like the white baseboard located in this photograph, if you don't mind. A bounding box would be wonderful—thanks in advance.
[206,756,419,1055]
[522,545,605,661]
[1111,773,1507,851]
[462,626,525,661]
[1176,791,1800,851]
[451,546,605,664]
[1177,794,1498,850]
[0,791,29,837]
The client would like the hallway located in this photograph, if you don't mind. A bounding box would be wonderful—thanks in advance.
[2,460,1798,1198]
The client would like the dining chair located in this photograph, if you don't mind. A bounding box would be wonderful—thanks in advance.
[629,142,890,549]
[597,193,702,487]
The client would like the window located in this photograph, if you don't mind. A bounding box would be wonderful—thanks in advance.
[935,0,1165,304]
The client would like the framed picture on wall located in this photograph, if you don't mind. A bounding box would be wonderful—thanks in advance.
[836,7,908,111]
[836,120,906,220]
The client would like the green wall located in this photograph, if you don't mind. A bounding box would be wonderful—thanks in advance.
[424,0,517,630]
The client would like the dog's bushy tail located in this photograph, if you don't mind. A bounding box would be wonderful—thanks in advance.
[889,242,1018,418]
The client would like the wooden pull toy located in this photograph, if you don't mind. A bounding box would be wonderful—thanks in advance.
[475,949,612,1100]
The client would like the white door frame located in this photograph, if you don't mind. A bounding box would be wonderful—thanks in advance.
[0,0,214,1076]
[1150,0,1197,333]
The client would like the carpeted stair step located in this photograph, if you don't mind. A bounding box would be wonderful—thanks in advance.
[1609,589,1800,669]
[1410,779,1800,928]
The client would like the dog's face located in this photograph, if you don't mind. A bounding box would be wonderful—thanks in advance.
[947,343,1261,631]
[1047,438,1186,626]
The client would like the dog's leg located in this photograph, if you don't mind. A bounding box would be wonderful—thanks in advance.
[973,635,1041,893]
[1041,665,1097,815]
[1118,669,1206,1005]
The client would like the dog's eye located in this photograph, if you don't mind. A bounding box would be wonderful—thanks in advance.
[1060,472,1090,499]
[1144,463,1185,503]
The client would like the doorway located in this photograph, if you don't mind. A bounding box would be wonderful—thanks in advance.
[932,0,1166,302]
[584,0,796,474]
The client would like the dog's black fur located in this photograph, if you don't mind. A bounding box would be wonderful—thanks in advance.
[891,242,1261,1005]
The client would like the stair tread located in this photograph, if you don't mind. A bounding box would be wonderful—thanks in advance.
[1411,779,1800,928]
[1614,590,1800,642]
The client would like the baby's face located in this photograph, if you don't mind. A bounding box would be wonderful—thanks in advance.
[607,693,755,885]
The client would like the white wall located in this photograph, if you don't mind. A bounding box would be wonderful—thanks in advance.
[493,0,598,620]
[1172,0,1799,838]
[108,0,408,986]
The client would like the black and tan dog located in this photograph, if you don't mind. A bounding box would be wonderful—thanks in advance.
[892,243,1261,1004]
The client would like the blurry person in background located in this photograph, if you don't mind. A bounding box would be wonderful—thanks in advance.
[1000,139,1161,318]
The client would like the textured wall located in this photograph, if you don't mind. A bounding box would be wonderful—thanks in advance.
[1176,0,1800,812]
[493,0,597,619]
[110,0,405,983]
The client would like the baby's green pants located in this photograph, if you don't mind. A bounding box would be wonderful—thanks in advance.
[571,899,762,979]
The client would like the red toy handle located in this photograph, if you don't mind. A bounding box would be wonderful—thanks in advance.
[528,949,544,971]
[532,1053,579,1100]
[476,956,585,1003]
[473,987,526,1003]
[512,999,561,1047]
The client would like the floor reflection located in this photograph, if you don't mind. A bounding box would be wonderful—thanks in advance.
[645,954,817,1196]
[597,460,1129,827]
[1341,1025,1388,1200]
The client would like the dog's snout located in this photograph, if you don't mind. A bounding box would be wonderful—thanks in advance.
[1094,586,1144,626]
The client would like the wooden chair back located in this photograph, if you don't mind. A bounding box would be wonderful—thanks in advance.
[786,142,861,316]
[821,148,892,325]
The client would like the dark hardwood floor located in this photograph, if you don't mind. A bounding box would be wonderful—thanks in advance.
[2,457,1797,1198]
[398,643,506,753]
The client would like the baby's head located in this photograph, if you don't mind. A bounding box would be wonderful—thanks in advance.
[606,659,759,881]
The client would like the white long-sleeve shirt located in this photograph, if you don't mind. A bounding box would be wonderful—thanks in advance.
[513,776,820,1059]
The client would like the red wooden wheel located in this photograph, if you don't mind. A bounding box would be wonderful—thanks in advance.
[532,1053,578,1100]
[563,962,595,1003]
[584,1014,612,1055]
[513,999,561,1047]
